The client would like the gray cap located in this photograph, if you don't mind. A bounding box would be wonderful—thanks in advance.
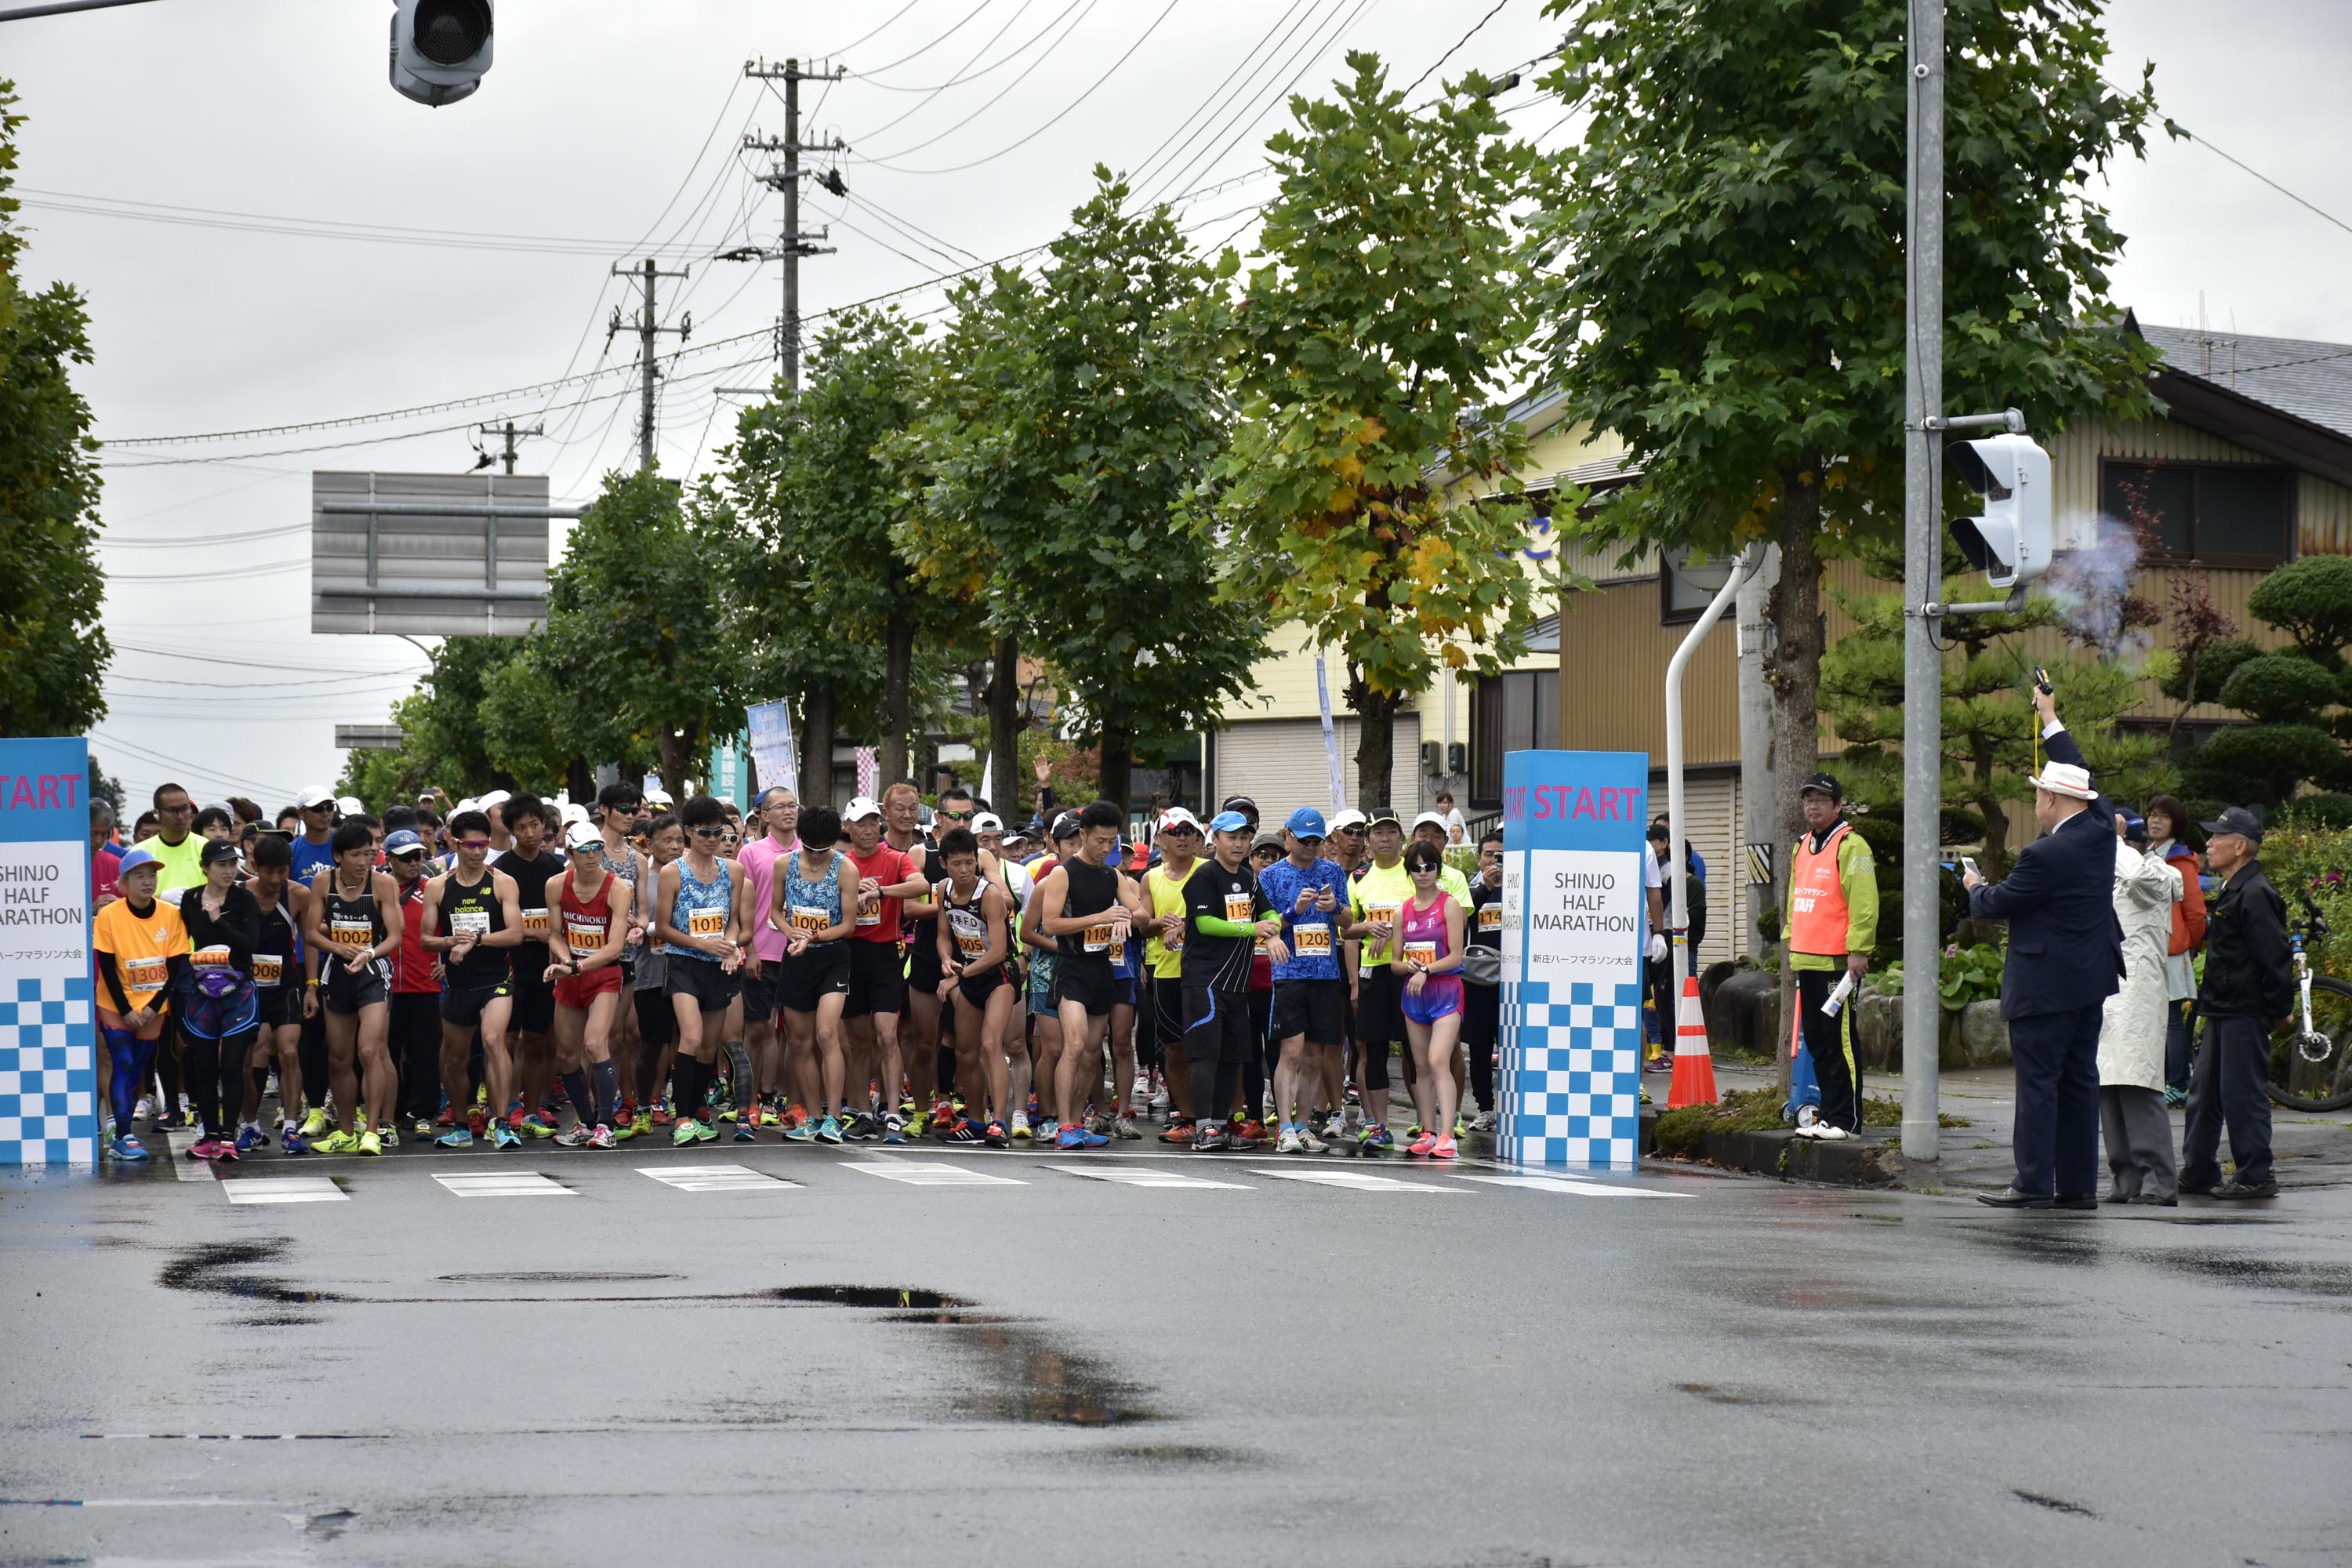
[2199,805,2264,844]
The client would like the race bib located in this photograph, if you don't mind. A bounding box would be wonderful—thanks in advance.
[1083,920,1117,954]
[855,902,881,927]
[1109,938,1129,968]
[957,931,988,959]
[1366,902,1400,931]
[190,945,232,969]
[1293,922,1331,956]
[122,954,168,992]
[330,916,373,946]
[1224,891,1253,924]
[1403,938,1439,967]
[252,953,284,988]
[1163,923,1184,951]
[1479,904,1502,931]
[564,915,608,948]
[520,907,551,939]
[688,909,726,938]
[787,904,829,935]
[949,909,989,957]
[448,909,491,938]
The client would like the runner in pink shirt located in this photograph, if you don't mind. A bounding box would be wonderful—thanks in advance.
[733,786,801,1123]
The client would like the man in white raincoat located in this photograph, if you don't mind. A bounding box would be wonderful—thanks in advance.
[2100,816,2183,1205]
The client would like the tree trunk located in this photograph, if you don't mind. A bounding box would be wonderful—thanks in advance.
[1346,668,1405,813]
[1098,718,1132,817]
[878,605,916,790]
[1970,730,2012,880]
[1763,458,1828,1095]
[800,682,836,809]
[566,755,593,806]
[656,728,688,800]
[985,634,1021,819]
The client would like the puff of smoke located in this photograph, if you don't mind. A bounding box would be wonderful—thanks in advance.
[2040,513,2151,662]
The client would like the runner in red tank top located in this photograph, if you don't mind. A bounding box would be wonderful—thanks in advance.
[545,822,636,1148]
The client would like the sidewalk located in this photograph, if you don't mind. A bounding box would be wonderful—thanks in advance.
[1688,1058,2352,1194]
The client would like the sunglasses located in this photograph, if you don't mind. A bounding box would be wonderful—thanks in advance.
[1294,834,1324,844]
[938,810,973,822]
[690,826,727,839]
[388,850,426,862]
[568,843,601,855]
[1337,826,1367,836]
[456,839,491,851]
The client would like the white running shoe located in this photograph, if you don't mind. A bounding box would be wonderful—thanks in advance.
[1131,1075,1152,1105]
[1469,1111,1496,1132]
[1809,1123,1853,1142]
[1298,1124,1328,1153]
[1321,1111,1348,1141]
[1275,1127,1304,1153]
[1111,1116,1143,1140]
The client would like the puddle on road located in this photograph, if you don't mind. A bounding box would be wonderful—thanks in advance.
[440,1270,681,1284]
[2142,1250,2352,1301]
[1060,1442,1258,1467]
[786,1283,1160,1425]
[158,1239,344,1306]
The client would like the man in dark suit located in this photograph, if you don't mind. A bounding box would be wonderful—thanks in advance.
[1963,750,2126,1209]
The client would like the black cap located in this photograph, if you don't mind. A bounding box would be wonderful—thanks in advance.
[199,839,241,867]
[1050,811,1081,841]
[1366,804,1403,829]
[1798,772,1843,803]
[2199,805,2264,844]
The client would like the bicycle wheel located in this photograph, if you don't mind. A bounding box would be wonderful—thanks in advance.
[2268,975,2352,1112]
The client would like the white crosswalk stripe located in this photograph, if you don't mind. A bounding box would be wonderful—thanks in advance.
[638,1164,797,1192]
[1042,1162,1252,1189]
[1244,1167,1465,1193]
[1446,1173,1685,1199]
[843,1160,1022,1187]
[434,1172,572,1198]
[220,1176,347,1204]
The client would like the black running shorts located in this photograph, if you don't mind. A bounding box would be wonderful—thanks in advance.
[1272,977,1346,1047]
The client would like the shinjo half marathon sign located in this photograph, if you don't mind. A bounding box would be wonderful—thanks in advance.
[0,738,96,1165]
[1498,750,1650,1170]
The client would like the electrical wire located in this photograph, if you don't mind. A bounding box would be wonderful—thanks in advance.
[1403,0,1514,97]
[112,642,419,675]
[821,0,927,59]
[1142,0,1374,211]
[87,729,292,800]
[847,0,1101,165]
[853,0,1001,77]
[1129,0,1333,202]
[100,520,314,549]
[17,189,715,258]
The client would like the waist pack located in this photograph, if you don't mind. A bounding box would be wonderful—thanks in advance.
[1461,946,1501,987]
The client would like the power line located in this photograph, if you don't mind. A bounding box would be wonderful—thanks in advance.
[112,641,419,675]
[2176,123,2352,245]
[821,0,927,57]
[1127,0,1327,199]
[1403,0,1514,97]
[1143,0,1374,210]
[19,188,717,258]
[100,520,313,549]
[848,0,1100,163]
[855,0,1003,77]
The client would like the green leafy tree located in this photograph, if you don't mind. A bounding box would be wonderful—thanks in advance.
[1210,55,1548,797]
[2178,556,2352,811]
[908,171,1261,809]
[332,636,531,806]
[1526,0,2161,912]
[727,307,950,798]
[539,467,734,796]
[0,84,108,736]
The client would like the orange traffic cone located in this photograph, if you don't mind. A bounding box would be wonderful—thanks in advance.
[1666,974,1719,1109]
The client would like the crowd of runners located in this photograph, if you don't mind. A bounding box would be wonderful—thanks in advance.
[88,778,1510,1167]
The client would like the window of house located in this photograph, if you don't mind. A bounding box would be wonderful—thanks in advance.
[1471,670,1560,807]
[1661,546,1737,623]
[2100,459,2292,567]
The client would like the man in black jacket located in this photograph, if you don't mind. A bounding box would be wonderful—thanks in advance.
[2181,807,2292,1200]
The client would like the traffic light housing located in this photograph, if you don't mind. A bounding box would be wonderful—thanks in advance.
[1948,432,2052,590]
[390,0,493,107]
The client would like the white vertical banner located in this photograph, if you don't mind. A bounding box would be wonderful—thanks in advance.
[1315,652,1345,811]
[746,701,796,797]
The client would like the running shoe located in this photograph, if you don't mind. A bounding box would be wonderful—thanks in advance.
[1452,1114,1469,1139]
[1011,1114,1033,1142]
[1192,1123,1230,1152]
[982,1120,1009,1148]
[691,1118,717,1145]
[411,1117,435,1141]
[436,1127,475,1149]
[298,1108,331,1140]
[281,1128,310,1156]
[188,1137,223,1160]
[1226,1124,1262,1151]
[1237,1119,1269,1143]
[942,1118,982,1145]
[434,1106,457,1131]
[1159,1120,1196,1145]
[466,1106,488,1139]
[1406,1131,1437,1158]
[313,1129,358,1155]
[930,1098,955,1127]
[1055,1123,1089,1150]
[732,1120,757,1143]
[1469,1111,1496,1132]
[1276,1127,1305,1154]
[214,1138,241,1162]
[1359,1124,1395,1154]
[1298,1123,1329,1153]
[234,1123,265,1156]
[780,1102,808,1130]
[1404,1123,1425,1142]
[357,1127,383,1156]
[673,1117,702,1146]
[1111,1116,1143,1140]
[1320,1111,1348,1142]
[883,1114,906,1145]
[377,1123,400,1149]
[1131,1073,1152,1105]
[110,1133,148,1161]
[1148,1085,1170,1113]
[1431,1134,1458,1160]
[587,1123,616,1150]
[522,1110,558,1138]
[783,1117,816,1142]
[815,1115,844,1145]
[134,1094,154,1123]
[651,1102,673,1127]
[554,1124,593,1149]
[902,1111,928,1139]
[156,1109,188,1131]
[627,1111,652,1142]
[491,1123,522,1151]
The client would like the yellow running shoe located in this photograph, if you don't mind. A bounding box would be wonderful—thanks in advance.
[298,1108,331,1139]
[313,1129,358,1155]
[358,1127,383,1156]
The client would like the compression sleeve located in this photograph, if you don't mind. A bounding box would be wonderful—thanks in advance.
[1195,916,1258,938]
[97,950,132,1014]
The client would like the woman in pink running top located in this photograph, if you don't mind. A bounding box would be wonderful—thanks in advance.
[1390,841,1468,1160]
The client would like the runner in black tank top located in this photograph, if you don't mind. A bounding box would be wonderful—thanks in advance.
[421,811,526,1149]
[1032,802,1131,1149]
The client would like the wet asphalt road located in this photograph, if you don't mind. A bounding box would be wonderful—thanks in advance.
[4,1134,2350,1568]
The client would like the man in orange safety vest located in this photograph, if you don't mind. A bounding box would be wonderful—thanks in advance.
[1785,772,1878,1140]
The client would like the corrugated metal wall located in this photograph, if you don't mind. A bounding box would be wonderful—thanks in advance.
[1553,577,1744,764]
[1659,769,1744,970]
[1210,714,1424,819]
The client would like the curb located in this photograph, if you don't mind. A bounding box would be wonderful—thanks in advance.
[1664,1124,1905,1188]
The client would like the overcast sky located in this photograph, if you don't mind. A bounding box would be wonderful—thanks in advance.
[9,0,2349,813]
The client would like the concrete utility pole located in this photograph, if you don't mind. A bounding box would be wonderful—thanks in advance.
[1735,543,1780,964]
[608,259,691,472]
[1900,0,1945,1163]
[738,56,846,394]
[474,419,543,475]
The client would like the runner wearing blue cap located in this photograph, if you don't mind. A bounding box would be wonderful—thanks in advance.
[1180,810,1284,1150]
[1256,807,1352,1152]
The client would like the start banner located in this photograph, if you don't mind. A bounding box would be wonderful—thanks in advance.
[0,738,96,1166]
[1497,750,1650,1170]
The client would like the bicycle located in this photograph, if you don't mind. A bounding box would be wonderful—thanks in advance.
[2266,900,2352,1112]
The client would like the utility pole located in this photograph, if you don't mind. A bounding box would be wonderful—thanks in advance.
[608,258,691,471]
[735,56,846,394]
[1900,0,1944,1163]
[474,419,544,475]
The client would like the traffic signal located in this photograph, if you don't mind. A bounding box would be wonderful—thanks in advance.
[1948,433,2052,590]
[390,0,493,107]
